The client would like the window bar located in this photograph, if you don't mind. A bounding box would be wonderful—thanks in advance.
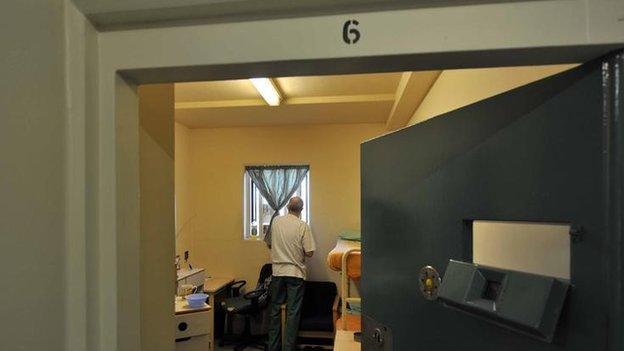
[250,177,256,224]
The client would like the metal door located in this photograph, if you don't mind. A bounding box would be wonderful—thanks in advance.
[361,52,624,351]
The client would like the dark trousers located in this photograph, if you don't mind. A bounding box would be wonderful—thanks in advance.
[268,276,305,351]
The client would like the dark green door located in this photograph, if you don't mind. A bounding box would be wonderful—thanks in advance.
[361,52,624,351]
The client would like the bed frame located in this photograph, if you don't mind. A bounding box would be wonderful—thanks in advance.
[340,248,361,330]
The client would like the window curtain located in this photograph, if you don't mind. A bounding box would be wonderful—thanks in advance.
[245,165,309,247]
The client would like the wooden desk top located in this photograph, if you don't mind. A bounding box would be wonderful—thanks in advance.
[174,298,211,315]
[203,277,235,293]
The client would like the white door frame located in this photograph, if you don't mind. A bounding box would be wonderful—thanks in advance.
[66,0,624,350]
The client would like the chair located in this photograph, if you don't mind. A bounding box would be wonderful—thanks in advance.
[281,281,338,349]
[220,264,272,351]
[214,279,246,340]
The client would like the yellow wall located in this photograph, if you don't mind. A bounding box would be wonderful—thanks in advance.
[175,123,384,287]
[175,122,193,247]
[408,64,577,125]
[139,84,176,351]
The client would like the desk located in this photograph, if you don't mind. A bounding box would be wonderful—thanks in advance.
[174,299,212,351]
[203,277,235,349]
[175,298,211,315]
[177,268,206,287]
[334,330,361,351]
[204,277,235,295]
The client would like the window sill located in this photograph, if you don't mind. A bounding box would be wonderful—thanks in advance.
[244,236,265,242]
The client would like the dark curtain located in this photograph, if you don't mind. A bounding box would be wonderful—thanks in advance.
[245,165,309,247]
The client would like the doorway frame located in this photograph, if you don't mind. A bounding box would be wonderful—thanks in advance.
[66,1,624,350]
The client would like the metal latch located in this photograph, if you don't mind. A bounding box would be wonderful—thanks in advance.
[363,314,393,350]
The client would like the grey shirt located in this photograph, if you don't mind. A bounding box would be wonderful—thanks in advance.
[270,214,316,279]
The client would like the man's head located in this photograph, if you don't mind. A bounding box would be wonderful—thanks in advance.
[287,196,304,215]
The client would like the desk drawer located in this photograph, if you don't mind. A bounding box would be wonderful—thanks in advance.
[175,311,210,339]
[175,334,211,351]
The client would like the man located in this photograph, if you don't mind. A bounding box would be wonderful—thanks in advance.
[267,196,316,351]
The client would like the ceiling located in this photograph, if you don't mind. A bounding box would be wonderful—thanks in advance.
[175,71,441,129]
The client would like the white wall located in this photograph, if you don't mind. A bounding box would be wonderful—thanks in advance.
[0,0,67,350]
[71,0,453,29]
[473,221,571,280]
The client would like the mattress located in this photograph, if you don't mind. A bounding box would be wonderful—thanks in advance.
[327,239,361,279]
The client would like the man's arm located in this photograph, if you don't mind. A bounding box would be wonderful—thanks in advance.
[302,223,316,258]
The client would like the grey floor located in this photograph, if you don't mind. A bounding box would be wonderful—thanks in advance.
[214,346,234,351]
[215,343,331,350]
[214,342,264,351]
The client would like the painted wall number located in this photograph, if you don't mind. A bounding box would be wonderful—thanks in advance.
[342,20,361,44]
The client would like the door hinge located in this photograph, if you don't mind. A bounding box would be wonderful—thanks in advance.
[570,225,584,243]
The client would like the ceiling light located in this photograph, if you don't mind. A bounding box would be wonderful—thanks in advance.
[249,78,282,106]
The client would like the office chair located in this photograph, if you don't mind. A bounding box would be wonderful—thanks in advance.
[220,263,272,351]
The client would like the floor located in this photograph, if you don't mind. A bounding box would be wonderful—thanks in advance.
[215,343,333,350]
[333,331,360,351]
[214,342,264,350]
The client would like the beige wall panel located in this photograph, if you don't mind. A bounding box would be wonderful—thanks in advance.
[139,84,176,351]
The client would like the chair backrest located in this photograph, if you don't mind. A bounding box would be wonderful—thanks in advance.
[257,263,273,288]
[256,263,273,308]
[301,281,338,317]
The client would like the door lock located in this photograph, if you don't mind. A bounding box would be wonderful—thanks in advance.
[419,265,441,301]
[372,327,384,346]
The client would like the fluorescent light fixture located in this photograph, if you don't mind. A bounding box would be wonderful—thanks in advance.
[249,78,281,106]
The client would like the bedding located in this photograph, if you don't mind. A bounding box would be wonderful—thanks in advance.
[338,229,361,242]
[326,239,361,279]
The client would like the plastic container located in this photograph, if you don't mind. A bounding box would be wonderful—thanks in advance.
[186,293,208,308]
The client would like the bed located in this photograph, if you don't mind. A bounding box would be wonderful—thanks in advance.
[327,238,362,331]
[327,239,361,279]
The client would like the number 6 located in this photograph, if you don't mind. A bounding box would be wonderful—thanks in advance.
[343,20,361,44]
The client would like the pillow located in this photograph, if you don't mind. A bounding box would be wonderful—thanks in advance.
[339,230,361,242]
